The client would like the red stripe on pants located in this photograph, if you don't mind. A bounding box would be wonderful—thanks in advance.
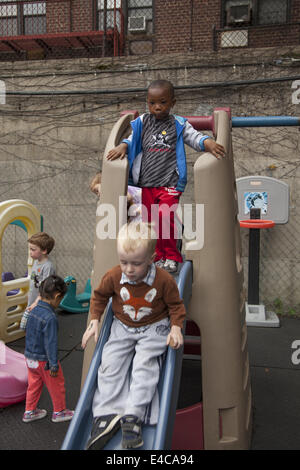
[25,360,66,413]
[142,187,183,263]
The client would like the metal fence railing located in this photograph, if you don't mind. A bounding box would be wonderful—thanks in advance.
[0,0,156,60]
[0,0,125,61]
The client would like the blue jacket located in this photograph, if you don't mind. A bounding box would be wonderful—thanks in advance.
[123,113,210,192]
[25,300,59,372]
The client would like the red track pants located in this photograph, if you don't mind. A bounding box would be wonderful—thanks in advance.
[142,187,183,263]
[25,360,66,413]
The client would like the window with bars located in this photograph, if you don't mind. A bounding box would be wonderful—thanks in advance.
[96,0,122,31]
[96,0,153,34]
[128,0,152,33]
[0,1,46,37]
[223,0,289,28]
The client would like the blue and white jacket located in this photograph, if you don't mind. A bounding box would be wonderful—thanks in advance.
[122,113,211,193]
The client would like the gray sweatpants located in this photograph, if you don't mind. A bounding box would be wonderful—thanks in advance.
[92,316,170,424]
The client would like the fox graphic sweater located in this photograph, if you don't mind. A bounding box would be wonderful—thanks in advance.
[90,265,186,329]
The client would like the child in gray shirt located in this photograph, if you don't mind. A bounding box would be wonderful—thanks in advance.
[20,232,55,329]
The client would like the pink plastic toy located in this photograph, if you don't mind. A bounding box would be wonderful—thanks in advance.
[0,341,28,407]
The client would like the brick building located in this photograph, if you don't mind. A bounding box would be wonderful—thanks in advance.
[155,0,300,53]
[0,0,299,61]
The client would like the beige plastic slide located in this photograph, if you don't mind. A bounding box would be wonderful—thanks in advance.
[185,109,252,449]
[81,113,132,386]
[81,109,252,450]
[0,199,41,343]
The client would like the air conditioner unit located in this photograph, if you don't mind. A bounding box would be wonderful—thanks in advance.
[226,0,251,25]
[128,16,146,32]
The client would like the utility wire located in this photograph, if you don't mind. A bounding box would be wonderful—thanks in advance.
[2,74,300,96]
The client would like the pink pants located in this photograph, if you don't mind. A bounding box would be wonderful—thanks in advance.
[25,360,66,413]
[142,187,183,263]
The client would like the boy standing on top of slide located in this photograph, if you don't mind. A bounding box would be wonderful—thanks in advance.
[107,79,225,273]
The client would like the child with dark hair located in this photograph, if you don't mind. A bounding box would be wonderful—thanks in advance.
[107,79,225,272]
[23,275,74,424]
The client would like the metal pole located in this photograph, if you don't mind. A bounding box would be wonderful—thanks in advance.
[232,116,300,127]
[247,208,261,305]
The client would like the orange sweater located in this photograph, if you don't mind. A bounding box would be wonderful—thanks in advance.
[90,265,186,329]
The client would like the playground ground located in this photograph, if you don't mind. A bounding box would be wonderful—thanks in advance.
[1,309,300,451]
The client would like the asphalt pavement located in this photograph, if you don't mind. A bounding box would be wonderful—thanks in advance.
[1,310,300,451]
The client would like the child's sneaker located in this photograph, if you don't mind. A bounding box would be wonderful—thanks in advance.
[163,259,178,273]
[22,409,47,423]
[51,409,74,423]
[155,259,165,269]
[121,415,143,449]
[86,414,122,450]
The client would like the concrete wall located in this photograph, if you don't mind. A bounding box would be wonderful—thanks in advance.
[0,45,299,312]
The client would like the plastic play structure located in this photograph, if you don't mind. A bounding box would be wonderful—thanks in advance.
[2,272,20,296]
[59,276,91,313]
[237,176,289,327]
[0,340,27,407]
[62,108,252,450]
[0,200,41,343]
[63,262,192,450]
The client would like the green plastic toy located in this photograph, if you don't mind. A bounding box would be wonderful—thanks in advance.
[59,276,91,313]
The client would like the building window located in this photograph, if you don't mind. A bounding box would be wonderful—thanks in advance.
[96,1,153,34]
[128,0,153,33]
[0,1,46,37]
[0,1,18,36]
[257,0,288,25]
[23,2,46,35]
[223,0,289,28]
[97,0,122,31]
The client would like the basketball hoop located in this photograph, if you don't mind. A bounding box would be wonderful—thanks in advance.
[239,219,275,229]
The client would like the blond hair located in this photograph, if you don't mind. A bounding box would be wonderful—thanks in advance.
[117,221,157,256]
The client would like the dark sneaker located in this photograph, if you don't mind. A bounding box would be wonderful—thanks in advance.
[22,409,47,423]
[86,414,121,450]
[121,415,143,449]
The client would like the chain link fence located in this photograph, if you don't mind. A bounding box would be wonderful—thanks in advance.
[235,125,300,316]
[0,51,299,314]
[1,158,97,292]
